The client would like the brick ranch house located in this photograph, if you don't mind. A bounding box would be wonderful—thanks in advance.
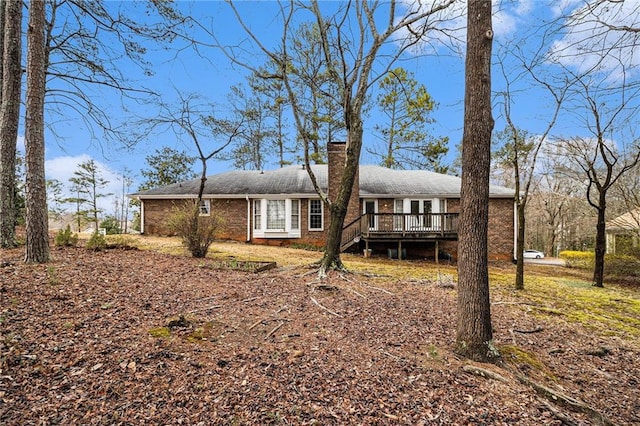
[132,142,516,261]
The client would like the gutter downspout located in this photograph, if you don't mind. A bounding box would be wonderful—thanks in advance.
[139,199,145,234]
[246,195,251,242]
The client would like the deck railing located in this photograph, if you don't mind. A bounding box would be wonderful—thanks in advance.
[341,213,459,250]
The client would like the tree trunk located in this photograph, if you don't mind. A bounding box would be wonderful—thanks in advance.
[0,0,4,95]
[593,204,606,287]
[455,0,496,362]
[0,0,21,248]
[319,122,363,276]
[515,203,526,290]
[24,0,49,263]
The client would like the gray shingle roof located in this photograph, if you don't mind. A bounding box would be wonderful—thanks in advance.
[133,164,514,199]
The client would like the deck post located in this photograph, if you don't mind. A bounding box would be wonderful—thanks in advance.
[398,240,402,260]
[435,240,439,264]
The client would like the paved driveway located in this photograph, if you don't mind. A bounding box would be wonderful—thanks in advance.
[524,257,566,266]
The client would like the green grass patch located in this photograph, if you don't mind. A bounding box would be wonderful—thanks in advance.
[503,274,640,342]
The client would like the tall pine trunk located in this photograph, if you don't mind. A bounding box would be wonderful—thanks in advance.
[456,0,496,362]
[0,0,21,248]
[24,0,49,263]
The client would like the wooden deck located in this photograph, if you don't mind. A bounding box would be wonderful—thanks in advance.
[341,213,459,252]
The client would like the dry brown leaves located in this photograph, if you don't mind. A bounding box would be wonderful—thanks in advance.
[1,244,638,425]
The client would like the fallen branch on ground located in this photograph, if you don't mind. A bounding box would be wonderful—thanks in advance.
[514,327,544,334]
[358,282,395,295]
[265,322,285,340]
[310,296,341,317]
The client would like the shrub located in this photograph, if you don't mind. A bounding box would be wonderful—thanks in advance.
[131,212,141,232]
[559,250,594,269]
[604,254,640,279]
[105,235,137,250]
[166,201,223,258]
[99,215,121,235]
[86,230,107,251]
[54,225,78,247]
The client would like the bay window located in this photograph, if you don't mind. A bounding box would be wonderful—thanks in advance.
[252,198,301,237]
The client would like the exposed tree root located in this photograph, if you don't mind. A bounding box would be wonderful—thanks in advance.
[462,364,509,383]
[539,399,580,426]
[516,374,618,426]
[463,363,618,426]
[310,296,341,317]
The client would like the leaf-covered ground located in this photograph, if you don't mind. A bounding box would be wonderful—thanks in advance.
[1,238,639,425]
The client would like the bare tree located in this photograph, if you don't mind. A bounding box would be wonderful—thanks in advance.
[24,0,49,263]
[142,93,243,257]
[493,43,569,290]
[555,74,640,287]
[146,94,243,201]
[1,1,189,251]
[226,0,456,276]
[534,154,585,256]
[43,1,189,148]
[455,0,496,361]
[0,0,21,248]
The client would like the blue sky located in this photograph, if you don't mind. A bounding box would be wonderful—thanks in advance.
[32,0,639,216]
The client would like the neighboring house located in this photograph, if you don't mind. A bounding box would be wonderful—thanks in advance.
[606,208,640,254]
[132,142,516,260]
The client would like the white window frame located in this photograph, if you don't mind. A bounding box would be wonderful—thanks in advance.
[198,199,211,216]
[308,199,324,231]
[291,199,300,230]
[252,198,301,238]
[267,200,286,231]
[253,200,261,230]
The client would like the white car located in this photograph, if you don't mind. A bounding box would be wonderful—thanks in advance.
[523,249,545,259]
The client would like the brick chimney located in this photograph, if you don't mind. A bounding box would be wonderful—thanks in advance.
[327,141,360,225]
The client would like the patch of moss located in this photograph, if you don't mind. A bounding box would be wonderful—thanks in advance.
[149,327,171,338]
[499,344,555,379]
[188,328,206,342]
